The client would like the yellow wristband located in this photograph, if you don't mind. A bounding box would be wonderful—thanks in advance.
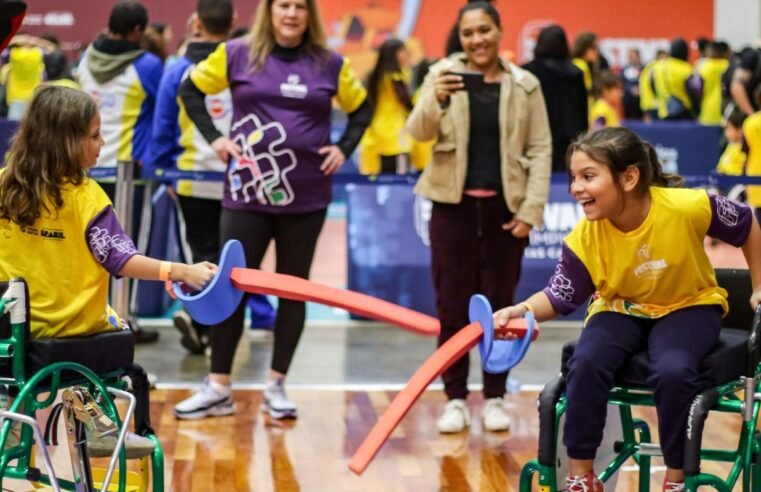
[159,261,172,282]
[519,302,534,314]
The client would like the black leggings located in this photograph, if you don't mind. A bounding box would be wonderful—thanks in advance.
[211,207,327,375]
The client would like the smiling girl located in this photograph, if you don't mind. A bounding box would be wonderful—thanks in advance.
[493,127,761,492]
[0,85,216,340]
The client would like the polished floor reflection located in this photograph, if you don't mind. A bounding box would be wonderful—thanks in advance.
[141,389,741,491]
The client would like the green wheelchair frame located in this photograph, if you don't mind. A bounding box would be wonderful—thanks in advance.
[519,268,761,492]
[0,278,165,491]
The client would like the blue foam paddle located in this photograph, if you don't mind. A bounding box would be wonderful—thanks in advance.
[172,239,246,326]
[469,294,536,374]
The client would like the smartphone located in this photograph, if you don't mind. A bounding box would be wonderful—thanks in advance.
[451,71,484,93]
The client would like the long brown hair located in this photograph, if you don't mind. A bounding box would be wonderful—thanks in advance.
[567,127,684,197]
[0,85,98,227]
[247,0,328,71]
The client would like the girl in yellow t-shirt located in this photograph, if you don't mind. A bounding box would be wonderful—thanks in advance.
[0,85,216,339]
[493,127,761,491]
[589,70,622,130]
[716,108,747,176]
[359,38,423,174]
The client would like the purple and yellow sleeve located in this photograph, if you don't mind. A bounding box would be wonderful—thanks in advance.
[190,42,229,95]
[86,206,138,277]
[706,194,753,247]
[335,58,367,114]
[542,243,596,315]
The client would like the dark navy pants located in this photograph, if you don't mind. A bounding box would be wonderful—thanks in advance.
[563,306,722,469]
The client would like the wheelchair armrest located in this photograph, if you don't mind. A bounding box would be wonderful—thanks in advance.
[537,374,566,467]
[683,387,719,476]
[748,306,761,377]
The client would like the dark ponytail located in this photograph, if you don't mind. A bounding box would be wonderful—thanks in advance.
[567,127,684,197]
[643,142,684,188]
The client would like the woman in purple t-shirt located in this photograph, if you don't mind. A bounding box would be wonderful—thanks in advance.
[174,0,372,421]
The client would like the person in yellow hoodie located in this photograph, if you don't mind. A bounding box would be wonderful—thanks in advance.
[651,38,701,120]
[698,41,730,125]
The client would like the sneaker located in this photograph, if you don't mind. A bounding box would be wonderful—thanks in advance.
[566,471,604,492]
[87,431,156,459]
[173,310,206,355]
[437,399,470,434]
[482,397,511,432]
[261,379,297,419]
[173,378,235,420]
[663,480,685,492]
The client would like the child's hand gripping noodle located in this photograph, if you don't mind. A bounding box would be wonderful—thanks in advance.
[348,294,539,475]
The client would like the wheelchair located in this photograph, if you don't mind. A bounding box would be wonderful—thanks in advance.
[520,268,761,492]
[0,278,164,491]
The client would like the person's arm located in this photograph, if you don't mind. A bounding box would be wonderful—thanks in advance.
[336,98,372,158]
[405,62,454,142]
[493,243,595,334]
[704,193,761,307]
[86,205,216,290]
[512,83,552,228]
[179,43,240,161]
[731,67,755,115]
[321,57,371,174]
[179,77,222,145]
[118,255,216,291]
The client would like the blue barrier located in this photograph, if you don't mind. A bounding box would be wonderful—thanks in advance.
[624,121,722,176]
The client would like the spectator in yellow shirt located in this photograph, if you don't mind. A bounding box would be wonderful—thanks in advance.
[716,108,747,175]
[590,70,622,130]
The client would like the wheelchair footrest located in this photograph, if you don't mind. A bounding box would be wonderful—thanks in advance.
[614,440,663,456]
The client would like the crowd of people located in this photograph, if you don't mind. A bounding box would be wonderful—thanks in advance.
[3,1,761,491]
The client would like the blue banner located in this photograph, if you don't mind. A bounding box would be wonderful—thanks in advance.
[346,177,586,319]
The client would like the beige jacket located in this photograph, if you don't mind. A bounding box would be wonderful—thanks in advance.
[407,54,552,227]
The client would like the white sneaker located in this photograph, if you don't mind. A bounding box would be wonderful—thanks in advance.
[262,379,297,419]
[482,397,511,432]
[437,399,470,433]
[173,377,235,420]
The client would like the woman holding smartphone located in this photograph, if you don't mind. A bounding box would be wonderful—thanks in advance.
[406,0,551,434]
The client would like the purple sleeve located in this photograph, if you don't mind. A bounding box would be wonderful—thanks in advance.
[86,206,138,276]
[541,243,596,315]
[707,194,753,247]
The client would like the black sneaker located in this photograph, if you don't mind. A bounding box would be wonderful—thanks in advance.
[173,310,206,355]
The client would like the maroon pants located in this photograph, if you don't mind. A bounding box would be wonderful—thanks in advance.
[429,195,528,400]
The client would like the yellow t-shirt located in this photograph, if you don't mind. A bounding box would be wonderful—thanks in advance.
[564,186,728,321]
[652,57,695,119]
[698,58,729,125]
[716,141,746,176]
[0,178,122,338]
[743,112,761,206]
[589,99,620,129]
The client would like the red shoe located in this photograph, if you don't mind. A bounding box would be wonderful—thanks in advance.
[565,471,603,492]
[663,479,685,492]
